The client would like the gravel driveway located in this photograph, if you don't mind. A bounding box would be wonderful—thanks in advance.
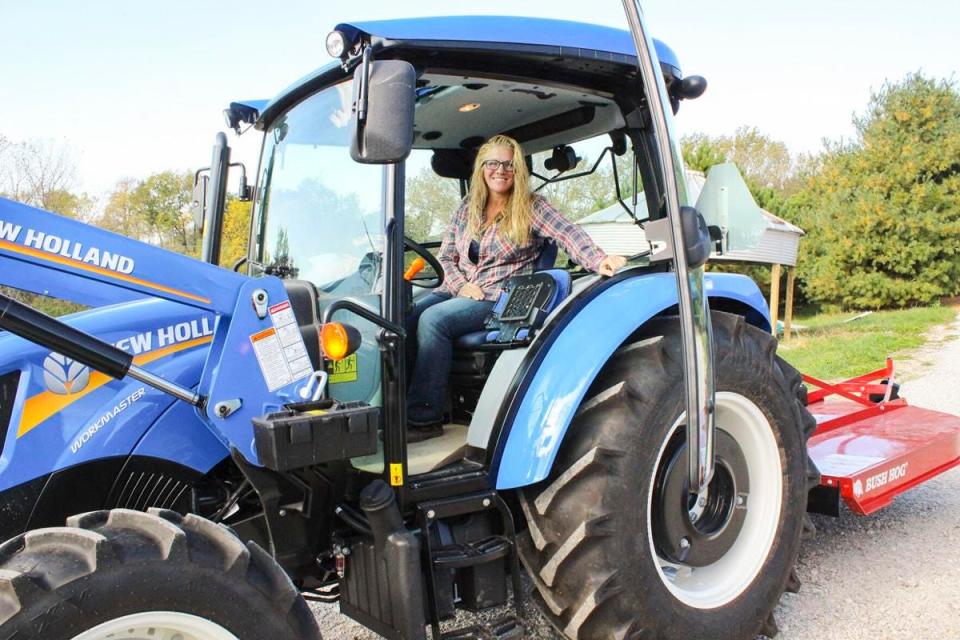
[313,312,960,639]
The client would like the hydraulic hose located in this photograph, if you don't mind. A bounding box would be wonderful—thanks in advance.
[0,291,132,379]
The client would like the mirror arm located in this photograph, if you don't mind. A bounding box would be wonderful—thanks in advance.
[531,146,611,191]
[228,162,251,201]
[357,46,372,126]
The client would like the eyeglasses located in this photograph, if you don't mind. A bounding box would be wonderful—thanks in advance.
[482,159,515,173]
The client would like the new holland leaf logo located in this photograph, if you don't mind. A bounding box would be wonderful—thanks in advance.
[43,352,90,395]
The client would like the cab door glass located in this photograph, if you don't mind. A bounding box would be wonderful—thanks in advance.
[255,81,384,296]
[253,80,385,405]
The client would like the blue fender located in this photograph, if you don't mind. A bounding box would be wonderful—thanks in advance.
[131,395,228,473]
[492,271,769,489]
[0,299,218,492]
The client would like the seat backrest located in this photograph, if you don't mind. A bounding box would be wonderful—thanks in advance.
[534,238,558,271]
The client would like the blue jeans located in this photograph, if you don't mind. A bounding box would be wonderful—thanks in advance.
[406,292,494,424]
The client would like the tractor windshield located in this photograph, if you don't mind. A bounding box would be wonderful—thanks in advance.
[252,79,384,295]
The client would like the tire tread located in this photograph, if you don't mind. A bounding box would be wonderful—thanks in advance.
[0,508,320,639]
[519,312,818,639]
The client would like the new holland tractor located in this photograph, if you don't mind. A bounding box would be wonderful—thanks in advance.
[1,6,958,640]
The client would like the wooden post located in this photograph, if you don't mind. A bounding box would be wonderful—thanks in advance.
[769,263,782,336]
[784,268,796,341]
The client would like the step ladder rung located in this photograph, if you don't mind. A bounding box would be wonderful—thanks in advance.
[431,535,512,568]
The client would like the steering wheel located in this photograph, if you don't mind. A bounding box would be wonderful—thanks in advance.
[403,237,444,289]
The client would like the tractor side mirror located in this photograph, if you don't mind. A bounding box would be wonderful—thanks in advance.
[644,206,711,268]
[681,206,711,269]
[350,56,416,164]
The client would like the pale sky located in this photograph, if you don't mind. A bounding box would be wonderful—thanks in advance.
[1,0,957,201]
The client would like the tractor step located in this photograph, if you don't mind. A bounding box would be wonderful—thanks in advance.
[488,615,524,639]
[442,625,484,640]
[806,396,960,515]
[432,535,512,569]
[441,615,524,640]
[418,492,524,640]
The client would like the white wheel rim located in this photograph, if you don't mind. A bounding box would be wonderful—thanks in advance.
[647,391,783,609]
[72,611,239,640]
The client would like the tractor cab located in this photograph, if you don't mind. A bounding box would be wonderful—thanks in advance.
[233,17,697,485]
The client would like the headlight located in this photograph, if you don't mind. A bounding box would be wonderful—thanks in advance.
[326,30,348,59]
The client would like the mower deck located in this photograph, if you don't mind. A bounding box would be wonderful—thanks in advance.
[804,360,960,515]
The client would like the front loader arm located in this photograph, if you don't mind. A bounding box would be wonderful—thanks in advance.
[0,197,316,466]
[0,197,244,310]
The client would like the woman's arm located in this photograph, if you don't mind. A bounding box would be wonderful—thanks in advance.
[437,205,469,295]
[531,197,607,272]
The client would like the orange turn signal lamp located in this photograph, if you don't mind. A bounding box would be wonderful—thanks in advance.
[404,257,426,281]
[320,322,362,361]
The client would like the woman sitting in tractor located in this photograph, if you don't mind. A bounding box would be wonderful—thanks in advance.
[406,134,627,442]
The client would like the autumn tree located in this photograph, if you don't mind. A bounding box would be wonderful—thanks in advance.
[682,126,798,195]
[788,73,960,308]
[219,197,253,269]
[97,170,197,255]
[681,135,728,175]
[133,171,197,254]
[0,136,92,315]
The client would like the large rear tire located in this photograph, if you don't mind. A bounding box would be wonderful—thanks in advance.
[519,312,818,639]
[0,509,321,640]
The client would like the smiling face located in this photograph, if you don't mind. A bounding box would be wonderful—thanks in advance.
[482,146,515,197]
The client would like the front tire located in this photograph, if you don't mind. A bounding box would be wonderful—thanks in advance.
[0,509,321,640]
[519,312,818,639]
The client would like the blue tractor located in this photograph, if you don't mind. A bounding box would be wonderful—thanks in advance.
[0,8,818,640]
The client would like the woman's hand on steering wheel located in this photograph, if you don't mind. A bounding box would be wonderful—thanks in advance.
[403,236,445,289]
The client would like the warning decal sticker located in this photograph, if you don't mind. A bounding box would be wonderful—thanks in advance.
[249,301,314,392]
[816,453,885,477]
[390,463,404,486]
[328,354,358,384]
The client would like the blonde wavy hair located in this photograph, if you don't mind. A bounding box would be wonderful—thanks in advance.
[466,135,533,246]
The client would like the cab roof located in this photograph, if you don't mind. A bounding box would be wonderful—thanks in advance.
[251,16,683,129]
[339,16,680,75]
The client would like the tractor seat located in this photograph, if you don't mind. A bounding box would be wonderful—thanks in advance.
[454,268,571,350]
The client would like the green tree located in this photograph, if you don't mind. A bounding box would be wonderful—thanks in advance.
[96,170,197,255]
[681,133,728,173]
[682,127,799,196]
[789,73,960,309]
[100,178,150,239]
[405,167,461,242]
[133,170,197,255]
[535,152,636,221]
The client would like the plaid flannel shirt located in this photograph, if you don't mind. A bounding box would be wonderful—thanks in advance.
[438,195,607,301]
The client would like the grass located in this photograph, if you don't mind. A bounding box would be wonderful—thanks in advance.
[775,305,957,380]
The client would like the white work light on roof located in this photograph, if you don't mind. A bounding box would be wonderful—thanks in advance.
[326,30,348,59]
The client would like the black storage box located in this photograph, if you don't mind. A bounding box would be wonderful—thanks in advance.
[253,399,380,471]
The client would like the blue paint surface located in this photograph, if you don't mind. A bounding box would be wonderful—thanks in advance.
[342,16,680,72]
[494,272,768,489]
